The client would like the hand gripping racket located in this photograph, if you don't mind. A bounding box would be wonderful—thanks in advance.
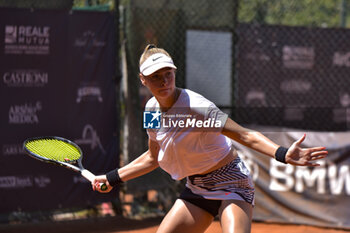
[23,136,107,191]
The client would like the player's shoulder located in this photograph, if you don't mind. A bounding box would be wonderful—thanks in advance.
[184,89,215,107]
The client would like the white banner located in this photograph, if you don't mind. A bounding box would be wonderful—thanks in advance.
[232,126,350,229]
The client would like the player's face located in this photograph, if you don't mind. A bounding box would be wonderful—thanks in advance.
[140,67,176,99]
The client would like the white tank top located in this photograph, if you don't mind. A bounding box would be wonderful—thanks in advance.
[145,89,232,180]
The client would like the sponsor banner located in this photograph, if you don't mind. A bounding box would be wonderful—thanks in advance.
[232,127,350,229]
[4,25,50,55]
[76,84,103,103]
[0,8,119,213]
[333,51,350,67]
[282,45,315,69]
[236,24,350,131]
[8,101,42,124]
[2,69,49,87]
[0,175,51,189]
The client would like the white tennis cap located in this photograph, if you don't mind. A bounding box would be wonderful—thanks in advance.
[140,53,177,76]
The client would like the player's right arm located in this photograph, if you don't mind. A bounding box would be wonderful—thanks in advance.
[118,139,160,181]
[92,139,159,192]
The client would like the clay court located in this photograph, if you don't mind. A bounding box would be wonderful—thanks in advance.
[2,216,349,233]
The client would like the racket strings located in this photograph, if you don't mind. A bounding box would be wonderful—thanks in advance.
[25,138,81,162]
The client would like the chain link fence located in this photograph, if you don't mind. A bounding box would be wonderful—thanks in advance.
[1,0,349,221]
[120,0,350,216]
[123,0,350,131]
[234,23,350,131]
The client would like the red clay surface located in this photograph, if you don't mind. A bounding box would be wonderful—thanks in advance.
[1,217,349,233]
[117,219,349,233]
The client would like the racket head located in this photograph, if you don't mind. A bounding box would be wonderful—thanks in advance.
[23,136,82,164]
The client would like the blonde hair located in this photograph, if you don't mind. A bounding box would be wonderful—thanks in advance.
[139,44,172,67]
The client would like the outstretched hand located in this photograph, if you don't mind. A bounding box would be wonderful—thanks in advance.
[285,134,328,167]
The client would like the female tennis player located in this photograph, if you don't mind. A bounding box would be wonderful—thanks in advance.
[92,44,328,233]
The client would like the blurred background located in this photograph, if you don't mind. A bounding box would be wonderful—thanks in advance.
[0,0,350,231]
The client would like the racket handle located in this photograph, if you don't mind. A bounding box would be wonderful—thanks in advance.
[100,183,107,191]
[81,169,108,191]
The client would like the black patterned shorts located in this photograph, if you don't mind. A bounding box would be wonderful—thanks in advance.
[180,157,255,216]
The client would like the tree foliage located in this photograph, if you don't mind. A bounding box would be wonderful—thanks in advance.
[1,0,348,28]
[238,0,349,28]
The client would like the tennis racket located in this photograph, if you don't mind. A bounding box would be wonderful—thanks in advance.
[23,136,107,191]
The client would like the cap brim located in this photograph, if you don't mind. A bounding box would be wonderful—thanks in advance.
[142,63,177,76]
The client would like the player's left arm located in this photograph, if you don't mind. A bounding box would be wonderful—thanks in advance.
[221,117,328,166]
